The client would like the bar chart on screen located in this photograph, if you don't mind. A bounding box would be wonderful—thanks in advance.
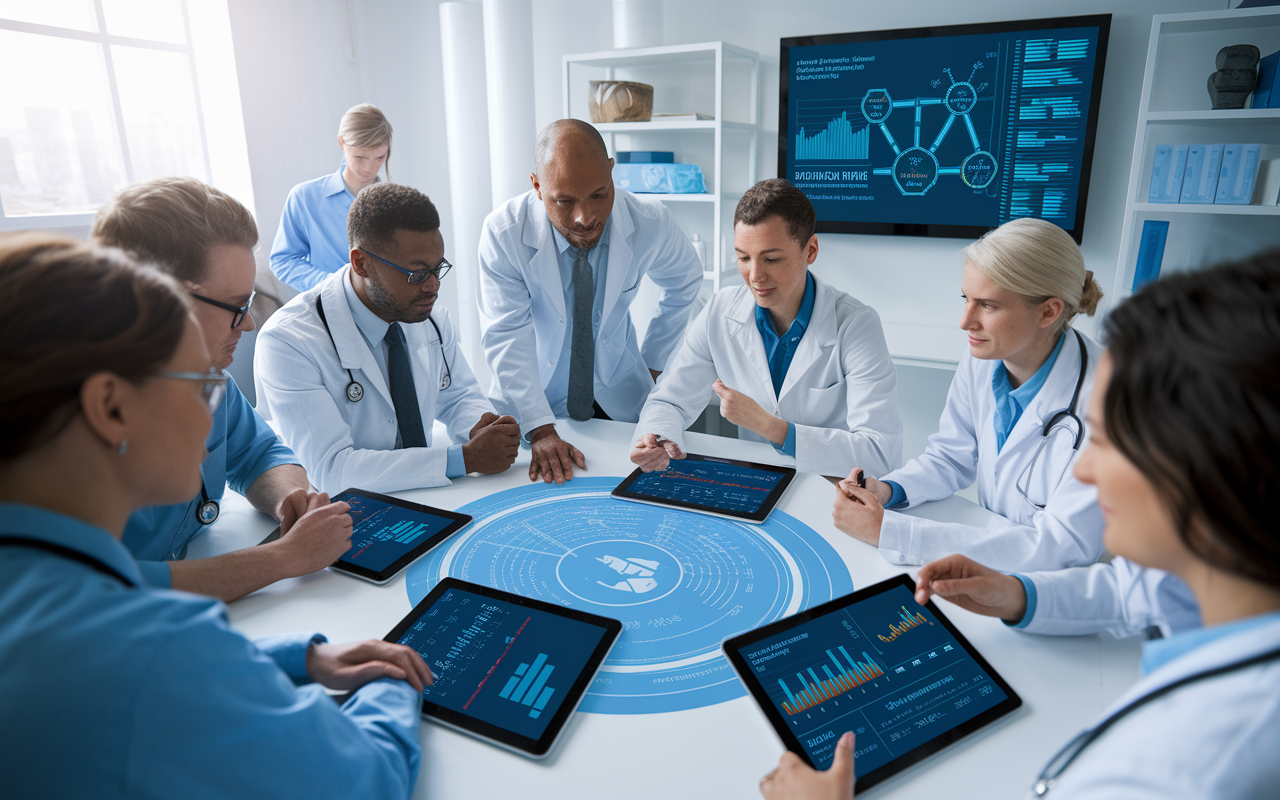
[779,648,886,715]
[498,653,560,719]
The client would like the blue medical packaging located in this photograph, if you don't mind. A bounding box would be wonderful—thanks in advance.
[1148,145,1188,203]
[1180,144,1225,204]
[1215,144,1263,205]
[616,151,675,163]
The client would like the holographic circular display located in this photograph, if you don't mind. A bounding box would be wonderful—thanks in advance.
[406,477,853,714]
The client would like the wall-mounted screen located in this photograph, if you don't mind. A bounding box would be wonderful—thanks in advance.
[779,15,1111,242]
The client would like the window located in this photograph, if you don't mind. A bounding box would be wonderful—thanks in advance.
[0,0,253,228]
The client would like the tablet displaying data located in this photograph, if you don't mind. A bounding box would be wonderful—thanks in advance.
[326,489,470,584]
[723,575,1021,791]
[612,453,797,523]
[385,578,621,758]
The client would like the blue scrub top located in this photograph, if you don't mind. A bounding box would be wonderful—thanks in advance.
[0,504,421,799]
[271,164,358,291]
[122,375,298,587]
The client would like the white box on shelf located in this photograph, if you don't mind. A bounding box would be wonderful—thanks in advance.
[1254,159,1280,205]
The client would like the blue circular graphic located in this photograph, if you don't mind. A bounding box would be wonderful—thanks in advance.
[406,477,853,714]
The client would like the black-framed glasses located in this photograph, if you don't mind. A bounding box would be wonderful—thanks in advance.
[157,368,229,412]
[190,291,255,329]
[360,248,452,284]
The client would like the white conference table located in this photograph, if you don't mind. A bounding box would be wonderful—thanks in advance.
[191,419,1140,800]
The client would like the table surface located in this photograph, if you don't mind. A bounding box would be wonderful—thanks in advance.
[190,419,1140,800]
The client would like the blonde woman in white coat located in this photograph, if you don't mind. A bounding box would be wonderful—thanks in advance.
[834,218,1106,573]
[631,180,902,479]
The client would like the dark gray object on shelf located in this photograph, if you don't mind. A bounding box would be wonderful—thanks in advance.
[1209,45,1261,108]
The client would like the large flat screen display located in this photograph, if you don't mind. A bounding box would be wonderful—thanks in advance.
[780,15,1111,242]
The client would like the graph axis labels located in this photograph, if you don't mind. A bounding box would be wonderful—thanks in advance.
[406,477,853,715]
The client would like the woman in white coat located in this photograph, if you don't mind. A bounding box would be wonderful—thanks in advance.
[834,218,1106,572]
[760,251,1280,800]
[631,179,903,479]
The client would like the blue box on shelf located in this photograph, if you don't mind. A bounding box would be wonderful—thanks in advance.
[1148,145,1188,203]
[616,151,675,163]
[1215,144,1263,205]
[612,163,707,194]
[1180,144,1225,204]
[1252,49,1277,109]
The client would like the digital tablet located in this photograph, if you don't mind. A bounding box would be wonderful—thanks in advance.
[384,578,622,758]
[612,453,797,523]
[259,489,471,585]
[723,574,1021,792]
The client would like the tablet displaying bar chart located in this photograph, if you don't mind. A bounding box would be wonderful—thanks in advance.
[336,490,460,572]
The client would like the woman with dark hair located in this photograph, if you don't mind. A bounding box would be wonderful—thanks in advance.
[0,233,431,798]
[759,250,1280,799]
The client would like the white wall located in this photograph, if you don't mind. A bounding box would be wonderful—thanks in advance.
[531,0,1224,363]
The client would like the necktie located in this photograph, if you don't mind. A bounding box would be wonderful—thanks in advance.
[567,247,595,421]
[386,322,427,449]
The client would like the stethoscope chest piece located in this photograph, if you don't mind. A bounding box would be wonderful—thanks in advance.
[346,380,365,403]
[197,498,220,526]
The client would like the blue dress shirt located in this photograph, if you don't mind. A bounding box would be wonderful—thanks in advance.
[884,330,1068,509]
[122,376,299,587]
[342,273,466,476]
[543,221,610,422]
[1140,609,1280,675]
[754,273,816,457]
[271,165,358,291]
[0,504,421,799]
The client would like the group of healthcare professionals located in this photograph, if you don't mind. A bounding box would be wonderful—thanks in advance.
[1,92,1278,799]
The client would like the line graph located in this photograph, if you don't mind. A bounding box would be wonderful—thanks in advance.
[877,606,928,643]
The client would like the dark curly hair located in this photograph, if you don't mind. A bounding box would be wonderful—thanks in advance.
[347,182,440,253]
[1103,249,1280,588]
[734,179,816,247]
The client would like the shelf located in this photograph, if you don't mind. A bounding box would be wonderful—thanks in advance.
[593,120,759,133]
[563,41,759,69]
[1132,202,1280,216]
[1145,109,1280,122]
[642,193,715,203]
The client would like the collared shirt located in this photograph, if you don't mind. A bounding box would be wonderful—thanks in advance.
[271,164,358,291]
[991,330,1067,453]
[342,272,465,476]
[0,504,421,799]
[544,220,611,420]
[1141,609,1280,675]
[122,376,298,588]
[753,272,816,458]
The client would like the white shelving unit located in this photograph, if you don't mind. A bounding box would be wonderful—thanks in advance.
[1113,8,1280,302]
[562,42,761,292]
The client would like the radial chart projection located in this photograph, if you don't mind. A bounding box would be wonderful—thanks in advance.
[406,478,853,715]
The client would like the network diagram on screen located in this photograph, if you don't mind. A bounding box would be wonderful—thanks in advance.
[782,19,1106,237]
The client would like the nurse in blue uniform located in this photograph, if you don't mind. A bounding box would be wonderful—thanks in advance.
[271,103,393,291]
[759,251,1280,799]
[0,234,431,799]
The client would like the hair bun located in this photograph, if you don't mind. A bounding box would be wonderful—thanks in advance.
[1079,269,1104,316]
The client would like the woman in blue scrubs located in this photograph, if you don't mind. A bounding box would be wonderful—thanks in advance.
[270,103,393,291]
[0,234,430,798]
[760,250,1280,799]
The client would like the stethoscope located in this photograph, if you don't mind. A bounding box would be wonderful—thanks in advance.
[315,296,451,404]
[0,536,137,587]
[196,482,220,526]
[1015,329,1088,511]
[1030,643,1280,795]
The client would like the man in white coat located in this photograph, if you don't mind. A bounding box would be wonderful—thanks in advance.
[478,119,703,484]
[256,183,519,494]
[630,179,903,478]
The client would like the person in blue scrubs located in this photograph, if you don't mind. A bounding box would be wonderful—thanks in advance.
[272,103,393,291]
[0,234,431,798]
[93,178,353,602]
[760,251,1280,799]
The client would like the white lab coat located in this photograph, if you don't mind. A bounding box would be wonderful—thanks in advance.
[878,330,1104,572]
[478,189,704,435]
[254,267,494,495]
[1021,557,1201,639]
[1044,615,1280,799]
[633,277,903,478]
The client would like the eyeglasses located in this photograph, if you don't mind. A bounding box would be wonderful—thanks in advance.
[157,368,230,412]
[359,248,452,284]
[190,291,255,329]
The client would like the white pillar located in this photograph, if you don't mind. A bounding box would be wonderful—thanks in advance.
[482,0,537,208]
[440,1,494,391]
[612,0,663,50]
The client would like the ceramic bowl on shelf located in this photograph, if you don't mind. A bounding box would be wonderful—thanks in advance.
[588,80,654,123]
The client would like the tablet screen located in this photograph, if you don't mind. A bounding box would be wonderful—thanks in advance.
[725,576,1020,789]
[337,490,459,572]
[392,582,618,749]
[613,454,796,522]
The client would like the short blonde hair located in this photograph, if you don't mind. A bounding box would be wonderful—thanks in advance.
[338,103,393,179]
[963,218,1103,331]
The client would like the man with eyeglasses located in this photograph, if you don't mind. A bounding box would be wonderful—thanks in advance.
[92,177,354,603]
[254,183,518,496]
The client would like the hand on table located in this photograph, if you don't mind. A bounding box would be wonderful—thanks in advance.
[306,639,435,692]
[630,433,686,472]
[528,424,586,484]
[462,412,520,474]
[272,492,354,576]
[712,380,788,445]
[914,554,1028,624]
[832,468,885,546]
[759,731,856,800]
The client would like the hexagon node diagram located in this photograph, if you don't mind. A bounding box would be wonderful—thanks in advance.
[864,61,998,195]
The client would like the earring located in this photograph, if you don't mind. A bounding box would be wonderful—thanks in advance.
[118,440,128,455]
